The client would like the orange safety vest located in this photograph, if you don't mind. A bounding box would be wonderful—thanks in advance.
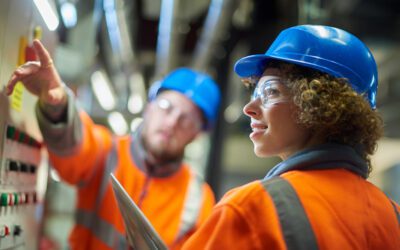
[183,169,400,249]
[49,112,215,249]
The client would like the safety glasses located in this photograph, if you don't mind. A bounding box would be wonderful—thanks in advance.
[156,98,202,130]
[251,78,292,108]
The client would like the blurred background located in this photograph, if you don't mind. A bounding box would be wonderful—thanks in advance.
[1,0,400,249]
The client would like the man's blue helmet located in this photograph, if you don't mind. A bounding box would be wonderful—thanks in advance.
[234,25,378,108]
[148,67,221,130]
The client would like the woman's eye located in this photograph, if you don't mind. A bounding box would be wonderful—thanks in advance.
[265,87,280,97]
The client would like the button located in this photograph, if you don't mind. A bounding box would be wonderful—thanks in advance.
[25,193,30,204]
[29,165,36,174]
[32,192,37,203]
[13,193,19,206]
[18,132,25,143]
[13,225,22,236]
[0,225,10,237]
[13,130,20,141]
[20,163,28,173]
[28,137,34,146]
[8,193,15,206]
[23,134,31,144]
[19,193,26,204]
[0,194,8,206]
[31,140,42,149]
[8,161,19,172]
[25,193,29,204]
[6,126,15,139]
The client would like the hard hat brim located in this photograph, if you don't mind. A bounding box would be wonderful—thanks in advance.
[234,53,349,81]
[234,54,270,78]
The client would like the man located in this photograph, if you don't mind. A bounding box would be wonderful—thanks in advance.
[6,40,221,249]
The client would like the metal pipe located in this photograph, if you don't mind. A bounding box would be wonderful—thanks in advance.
[154,0,182,78]
[191,0,239,72]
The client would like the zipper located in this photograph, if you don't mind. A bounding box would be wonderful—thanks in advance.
[137,175,151,208]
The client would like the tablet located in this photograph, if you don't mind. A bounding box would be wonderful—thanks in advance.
[110,173,168,250]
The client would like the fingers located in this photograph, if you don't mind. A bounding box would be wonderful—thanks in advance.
[14,62,41,78]
[5,62,40,95]
[33,39,54,69]
[6,74,18,95]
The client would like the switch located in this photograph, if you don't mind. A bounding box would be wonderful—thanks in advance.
[13,225,22,236]
[0,225,10,237]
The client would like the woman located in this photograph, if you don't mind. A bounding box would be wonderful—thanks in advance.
[182,25,400,249]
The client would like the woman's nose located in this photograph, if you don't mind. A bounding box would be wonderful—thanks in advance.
[243,98,261,119]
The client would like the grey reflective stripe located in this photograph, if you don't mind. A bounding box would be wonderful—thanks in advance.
[76,209,127,249]
[262,177,318,250]
[75,138,128,249]
[390,200,400,227]
[175,171,204,240]
[96,139,118,209]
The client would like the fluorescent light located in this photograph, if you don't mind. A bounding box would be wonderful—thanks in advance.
[130,117,143,132]
[108,112,129,135]
[91,70,116,111]
[60,2,77,28]
[128,72,146,114]
[33,0,60,31]
[128,94,144,114]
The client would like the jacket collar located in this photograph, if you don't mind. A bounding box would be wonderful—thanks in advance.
[264,143,369,180]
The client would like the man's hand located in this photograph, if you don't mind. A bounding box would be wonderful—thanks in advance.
[6,39,66,107]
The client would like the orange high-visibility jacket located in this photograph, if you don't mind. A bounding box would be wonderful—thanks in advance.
[38,98,215,249]
[183,169,400,250]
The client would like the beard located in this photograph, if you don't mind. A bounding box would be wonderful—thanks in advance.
[142,135,185,164]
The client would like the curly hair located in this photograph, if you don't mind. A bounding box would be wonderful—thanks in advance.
[267,61,384,175]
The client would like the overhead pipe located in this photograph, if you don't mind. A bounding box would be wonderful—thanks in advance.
[154,0,182,78]
[191,0,239,72]
[103,0,135,71]
[102,0,141,110]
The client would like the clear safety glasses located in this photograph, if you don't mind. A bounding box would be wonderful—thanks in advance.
[156,98,202,130]
[251,78,292,108]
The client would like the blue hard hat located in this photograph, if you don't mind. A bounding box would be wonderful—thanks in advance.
[149,67,221,130]
[234,25,378,108]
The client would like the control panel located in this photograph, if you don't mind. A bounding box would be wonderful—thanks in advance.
[0,125,44,249]
[0,0,58,249]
